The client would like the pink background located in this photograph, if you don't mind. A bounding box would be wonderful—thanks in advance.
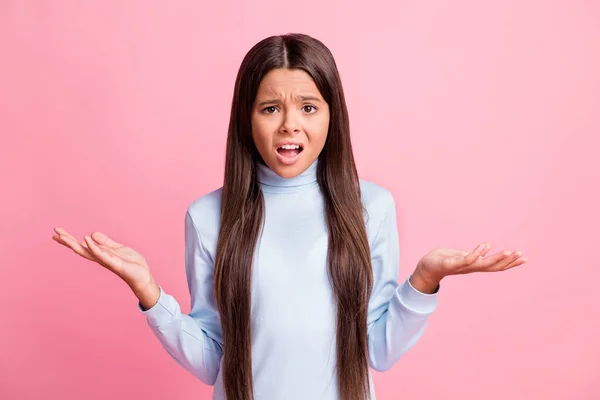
[2,1,599,399]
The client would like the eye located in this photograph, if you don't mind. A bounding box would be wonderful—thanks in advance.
[262,106,278,114]
[302,104,317,114]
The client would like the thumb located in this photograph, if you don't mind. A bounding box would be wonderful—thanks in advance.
[91,231,122,248]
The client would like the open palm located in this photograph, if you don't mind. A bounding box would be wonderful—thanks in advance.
[52,227,153,292]
[417,242,528,282]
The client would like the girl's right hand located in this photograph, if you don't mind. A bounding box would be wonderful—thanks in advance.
[52,227,155,293]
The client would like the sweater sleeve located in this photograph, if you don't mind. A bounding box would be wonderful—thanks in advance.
[366,192,439,372]
[136,210,223,385]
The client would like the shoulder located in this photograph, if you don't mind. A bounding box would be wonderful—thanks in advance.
[187,186,223,217]
[359,179,397,239]
[186,186,223,247]
[359,179,396,215]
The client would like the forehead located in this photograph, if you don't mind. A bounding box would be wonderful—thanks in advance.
[256,68,322,98]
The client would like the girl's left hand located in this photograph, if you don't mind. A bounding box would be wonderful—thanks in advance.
[415,242,528,286]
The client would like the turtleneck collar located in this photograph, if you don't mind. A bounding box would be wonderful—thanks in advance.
[257,158,319,193]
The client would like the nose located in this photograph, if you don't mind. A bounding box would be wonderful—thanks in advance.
[280,110,300,135]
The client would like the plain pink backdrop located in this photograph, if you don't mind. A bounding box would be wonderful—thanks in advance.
[2,1,599,399]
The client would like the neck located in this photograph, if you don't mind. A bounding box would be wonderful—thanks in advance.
[257,158,319,193]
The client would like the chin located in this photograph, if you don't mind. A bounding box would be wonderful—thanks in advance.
[264,158,308,179]
[271,163,302,178]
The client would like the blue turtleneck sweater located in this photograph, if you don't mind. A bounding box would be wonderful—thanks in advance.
[137,159,439,399]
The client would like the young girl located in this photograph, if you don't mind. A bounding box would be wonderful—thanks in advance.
[52,33,527,400]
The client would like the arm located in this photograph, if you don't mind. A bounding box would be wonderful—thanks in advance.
[367,192,439,372]
[137,210,223,385]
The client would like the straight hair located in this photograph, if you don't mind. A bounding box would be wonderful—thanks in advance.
[213,33,373,400]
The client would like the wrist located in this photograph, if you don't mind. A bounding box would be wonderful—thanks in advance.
[410,265,442,294]
[128,273,155,294]
[133,278,161,311]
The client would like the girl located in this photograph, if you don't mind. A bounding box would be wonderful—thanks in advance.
[52,33,527,400]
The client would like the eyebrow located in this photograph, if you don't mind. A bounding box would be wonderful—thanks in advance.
[257,96,323,107]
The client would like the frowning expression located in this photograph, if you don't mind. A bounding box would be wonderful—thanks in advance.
[251,68,330,179]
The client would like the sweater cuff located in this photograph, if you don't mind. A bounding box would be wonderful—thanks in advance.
[137,286,180,327]
[397,276,439,314]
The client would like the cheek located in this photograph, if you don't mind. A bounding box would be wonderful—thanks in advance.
[251,117,274,150]
[307,115,330,145]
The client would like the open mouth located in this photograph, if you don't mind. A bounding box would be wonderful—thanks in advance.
[276,144,304,159]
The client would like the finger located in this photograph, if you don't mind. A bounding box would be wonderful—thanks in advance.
[455,249,512,274]
[57,234,97,262]
[478,251,523,272]
[53,234,81,249]
[84,235,123,272]
[478,244,491,258]
[447,245,487,271]
[464,243,489,264]
[479,249,514,266]
[90,231,122,249]
[54,228,90,250]
[54,227,73,238]
[53,232,86,251]
[487,251,520,271]
[52,234,67,246]
[460,246,491,258]
[500,255,528,271]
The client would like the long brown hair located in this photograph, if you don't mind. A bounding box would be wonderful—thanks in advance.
[213,33,373,400]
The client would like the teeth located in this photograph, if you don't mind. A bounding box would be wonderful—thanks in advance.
[279,144,300,150]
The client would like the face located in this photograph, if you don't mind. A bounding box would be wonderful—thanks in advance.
[251,68,330,179]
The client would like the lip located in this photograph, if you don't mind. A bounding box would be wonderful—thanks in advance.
[274,141,304,165]
[275,140,304,149]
